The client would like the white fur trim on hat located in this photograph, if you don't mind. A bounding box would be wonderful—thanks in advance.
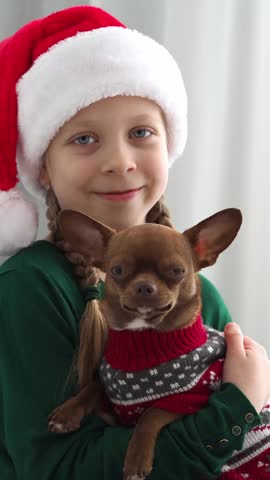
[16,27,187,199]
[0,189,38,255]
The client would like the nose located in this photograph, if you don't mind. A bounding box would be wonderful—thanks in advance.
[134,282,157,296]
[101,141,136,175]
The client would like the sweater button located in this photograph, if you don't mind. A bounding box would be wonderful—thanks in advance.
[245,412,254,423]
[219,438,229,448]
[232,425,242,436]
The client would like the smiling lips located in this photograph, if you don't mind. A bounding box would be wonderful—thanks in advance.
[94,186,143,201]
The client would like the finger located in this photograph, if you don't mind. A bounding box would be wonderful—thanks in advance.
[243,335,256,349]
[224,322,245,356]
[243,336,267,355]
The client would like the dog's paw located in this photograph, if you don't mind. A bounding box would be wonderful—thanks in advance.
[122,447,153,480]
[124,476,146,480]
[48,404,84,433]
[123,469,150,480]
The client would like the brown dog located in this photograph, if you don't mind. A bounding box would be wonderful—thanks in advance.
[47,208,268,479]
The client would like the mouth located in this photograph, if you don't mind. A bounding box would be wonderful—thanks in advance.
[94,187,144,201]
[123,302,173,318]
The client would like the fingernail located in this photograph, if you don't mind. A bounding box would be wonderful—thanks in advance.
[225,322,241,332]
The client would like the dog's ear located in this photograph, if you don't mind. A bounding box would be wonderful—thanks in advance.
[57,209,115,266]
[183,208,242,270]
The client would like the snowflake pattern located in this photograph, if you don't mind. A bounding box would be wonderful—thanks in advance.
[99,328,226,404]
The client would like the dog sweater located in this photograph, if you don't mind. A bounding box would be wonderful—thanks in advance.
[99,315,270,479]
[100,315,225,422]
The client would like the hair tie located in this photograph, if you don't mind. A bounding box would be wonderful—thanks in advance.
[82,280,105,303]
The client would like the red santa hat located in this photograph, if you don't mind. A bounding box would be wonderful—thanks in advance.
[0,5,187,256]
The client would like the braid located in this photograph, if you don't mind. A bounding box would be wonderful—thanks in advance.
[146,195,174,228]
[46,189,108,389]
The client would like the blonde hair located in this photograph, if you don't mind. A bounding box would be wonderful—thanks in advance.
[46,189,174,389]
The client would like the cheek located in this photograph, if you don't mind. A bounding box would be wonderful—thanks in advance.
[48,155,92,189]
[152,145,169,186]
[50,166,75,191]
[156,167,169,196]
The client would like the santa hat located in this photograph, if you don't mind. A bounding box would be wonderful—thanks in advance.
[0,5,187,256]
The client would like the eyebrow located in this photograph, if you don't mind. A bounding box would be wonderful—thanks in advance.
[127,114,162,123]
[65,114,162,132]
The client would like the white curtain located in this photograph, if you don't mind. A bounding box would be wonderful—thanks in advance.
[1,1,270,346]
[0,0,88,39]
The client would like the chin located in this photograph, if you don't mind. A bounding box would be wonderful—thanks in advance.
[107,217,145,232]
[82,202,148,230]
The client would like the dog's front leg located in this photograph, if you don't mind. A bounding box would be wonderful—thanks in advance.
[123,407,181,480]
[48,380,114,433]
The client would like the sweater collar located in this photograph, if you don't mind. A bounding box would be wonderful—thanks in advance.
[104,314,207,370]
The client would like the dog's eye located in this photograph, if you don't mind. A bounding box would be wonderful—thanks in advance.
[111,264,124,277]
[173,267,185,275]
[169,266,185,280]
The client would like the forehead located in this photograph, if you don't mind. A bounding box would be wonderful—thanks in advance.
[107,224,190,262]
[60,95,165,131]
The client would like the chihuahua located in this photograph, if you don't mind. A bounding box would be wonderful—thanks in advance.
[48,208,270,480]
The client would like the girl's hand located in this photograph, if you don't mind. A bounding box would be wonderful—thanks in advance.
[222,322,270,413]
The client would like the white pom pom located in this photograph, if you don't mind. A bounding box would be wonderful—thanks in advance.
[0,189,38,256]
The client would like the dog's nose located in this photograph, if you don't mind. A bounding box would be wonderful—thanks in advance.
[134,282,157,296]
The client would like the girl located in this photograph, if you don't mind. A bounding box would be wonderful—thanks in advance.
[0,5,269,480]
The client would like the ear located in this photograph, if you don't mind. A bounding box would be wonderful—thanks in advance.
[183,208,242,270]
[57,210,115,266]
[39,161,50,188]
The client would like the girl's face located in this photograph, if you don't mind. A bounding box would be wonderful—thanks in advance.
[39,96,169,231]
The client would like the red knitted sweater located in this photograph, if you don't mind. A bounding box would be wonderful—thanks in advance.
[100,315,224,423]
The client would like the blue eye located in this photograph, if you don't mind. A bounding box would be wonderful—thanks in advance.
[132,128,152,139]
[74,135,95,145]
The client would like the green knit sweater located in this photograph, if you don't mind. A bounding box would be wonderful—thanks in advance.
[0,240,260,480]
